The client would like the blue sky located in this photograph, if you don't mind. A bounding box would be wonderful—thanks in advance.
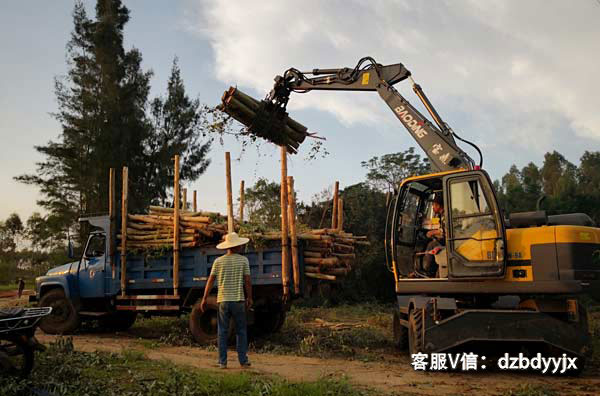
[1,1,599,221]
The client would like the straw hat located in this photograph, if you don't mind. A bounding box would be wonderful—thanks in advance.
[217,232,250,250]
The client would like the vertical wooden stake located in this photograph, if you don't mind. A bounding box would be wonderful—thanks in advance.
[287,176,300,295]
[331,181,339,229]
[225,152,234,233]
[182,188,187,211]
[193,190,197,212]
[109,168,116,280]
[239,180,245,222]
[120,167,128,296]
[337,197,344,231]
[173,155,180,297]
[280,147,290,299]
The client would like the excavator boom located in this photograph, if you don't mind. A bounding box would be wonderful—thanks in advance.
[268,57,475,171]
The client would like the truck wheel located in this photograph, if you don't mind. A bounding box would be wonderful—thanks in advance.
[38,289,80,335]
[393,309,408,351]
[255,307,286,335]
[189,298,233,345]
[100,312,137,331]
[408,308,424,355]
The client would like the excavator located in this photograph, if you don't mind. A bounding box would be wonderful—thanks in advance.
[262,57,599,368]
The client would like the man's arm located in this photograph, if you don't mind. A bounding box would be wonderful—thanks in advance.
[200,275,216,312]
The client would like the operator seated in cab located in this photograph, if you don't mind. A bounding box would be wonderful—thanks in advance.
[422,194,445,277]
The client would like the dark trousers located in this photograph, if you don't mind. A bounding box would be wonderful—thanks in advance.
[423,239,441,276]
[217,301,248,365]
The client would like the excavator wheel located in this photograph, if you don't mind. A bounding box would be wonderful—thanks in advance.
[408,308,424,356]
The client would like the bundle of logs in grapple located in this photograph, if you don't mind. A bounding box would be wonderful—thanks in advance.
[218,87,312,154]
[118,206,228,250]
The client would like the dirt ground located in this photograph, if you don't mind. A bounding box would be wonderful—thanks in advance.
[33,332,599,396]
[3,292,599,395]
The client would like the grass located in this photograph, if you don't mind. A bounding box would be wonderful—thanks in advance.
[0,337,371,396]
[127,302,397,362]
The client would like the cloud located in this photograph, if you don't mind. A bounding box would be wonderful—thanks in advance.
[186,0,600,154]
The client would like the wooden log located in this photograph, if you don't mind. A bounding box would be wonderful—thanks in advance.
[305,265,321,273]
[127,222,156,231]
[173,155,181,297]
[354,240,371,246]
[331,181,339,229]
[280,146,290,298]
[183,188,187,211]
[225,152,234,234]
[120,167,128,297]
[193,190,197,212]
[239,180,245,222]
[287,176,300,295]
[306,239,333,248]
[303,246,331,254]
[304,251,324,258]
[333,237,356,245]
[127,215,172,227]
[304,257,339,266]
[109,168,116,279]
[305,272,336,281]
[332,253,356,259]
[324,268,348,276]
[180,216,211,223]
[333,243,354,253]
[337,197,344,231]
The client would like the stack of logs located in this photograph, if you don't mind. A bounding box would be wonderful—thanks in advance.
[219,87,311,154]
[300,229,368,281]
[118,206,227,250]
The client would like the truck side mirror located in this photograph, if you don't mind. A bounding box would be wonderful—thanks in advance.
[67,238,74,259]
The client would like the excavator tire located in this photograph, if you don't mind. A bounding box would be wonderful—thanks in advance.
[393,309,408,351]
[408,308,424,356]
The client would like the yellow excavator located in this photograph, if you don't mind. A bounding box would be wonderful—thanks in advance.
[262,57,599,368]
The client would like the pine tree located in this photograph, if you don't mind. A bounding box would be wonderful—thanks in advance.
[148,58,212,204]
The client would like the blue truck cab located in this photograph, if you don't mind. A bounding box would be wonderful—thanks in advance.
[33,215,296,342]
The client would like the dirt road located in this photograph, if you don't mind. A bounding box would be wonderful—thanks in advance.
[36,332,599,395]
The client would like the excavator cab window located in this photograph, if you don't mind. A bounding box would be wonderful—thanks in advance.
[443,171,506,279]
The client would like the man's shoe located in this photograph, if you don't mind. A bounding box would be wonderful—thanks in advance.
[240,361,251,368]
[219,363,227,369]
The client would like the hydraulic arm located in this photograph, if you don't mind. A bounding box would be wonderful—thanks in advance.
[267,57,477,172]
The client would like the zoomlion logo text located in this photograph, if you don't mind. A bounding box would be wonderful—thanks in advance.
[394,106,427,138]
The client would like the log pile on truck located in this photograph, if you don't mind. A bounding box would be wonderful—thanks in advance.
[116,154,368,287]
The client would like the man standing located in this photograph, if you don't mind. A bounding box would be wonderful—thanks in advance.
[200,232,253,369]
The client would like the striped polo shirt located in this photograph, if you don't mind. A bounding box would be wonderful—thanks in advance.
[210,253,251,303]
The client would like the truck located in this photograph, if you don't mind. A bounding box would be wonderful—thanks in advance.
[32,213,295,342]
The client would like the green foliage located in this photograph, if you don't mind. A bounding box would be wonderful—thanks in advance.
[361,147,430,192]
[148,58,214,205]
[0,336,369,396]
[243,178,281,228]
[495,150,600,224]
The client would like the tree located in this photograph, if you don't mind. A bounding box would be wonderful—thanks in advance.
[0,214,24,253]
[361,147,430,192]
[148,58,212,204]
[16,1,215,241]
[243,178,281,229]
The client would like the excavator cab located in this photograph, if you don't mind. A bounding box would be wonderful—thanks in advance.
[388,170,506,281]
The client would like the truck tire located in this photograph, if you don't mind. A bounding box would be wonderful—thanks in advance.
[408,308,424,356]
[393,309,408,351]
[254,307,286,335]
[189,298,233,345]
[100,312,137,331]
[38,289,80,335]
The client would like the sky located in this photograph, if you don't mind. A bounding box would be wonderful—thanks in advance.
[1,0,599,222]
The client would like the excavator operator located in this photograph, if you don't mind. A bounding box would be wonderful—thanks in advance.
[423,194,445,277]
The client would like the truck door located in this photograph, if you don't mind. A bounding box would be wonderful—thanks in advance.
[78,233,108,298]
[443,171,506,279]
